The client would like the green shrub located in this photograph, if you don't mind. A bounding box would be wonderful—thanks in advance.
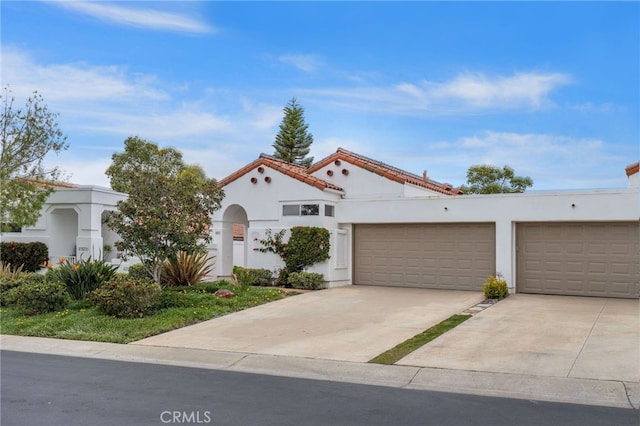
[90,275,161,318]
[0,242,48,272]
[0,273,48,306]
[255,227,331,282]
[483,274,509,299]
[287,272,325,290]
[162,251,214,287]
[13,280,70,315]
[189,282,223,294]
[128,263,151,280]
[233,266,273,286]
[50,257,119,300]
[156,290,202,309]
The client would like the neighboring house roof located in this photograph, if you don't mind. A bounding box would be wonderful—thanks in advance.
[308,148,464,195]
[232,223,244,241]
[18,178,78,189]
[625,162,639,176]
[218,154,344,192]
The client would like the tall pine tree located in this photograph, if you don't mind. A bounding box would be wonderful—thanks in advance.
[273,97,314,167]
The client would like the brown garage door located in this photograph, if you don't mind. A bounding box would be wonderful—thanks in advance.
[354,223,495,290]
[517,222,639,299]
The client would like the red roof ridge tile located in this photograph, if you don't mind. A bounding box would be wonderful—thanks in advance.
[625,162,639,176]
[308,147,463,195]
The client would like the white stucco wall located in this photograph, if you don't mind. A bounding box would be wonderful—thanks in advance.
[337,189,639,290]
[310,163,405,199]
[211,164,344,280]
[1,186,126,262]
[212,156,639,292]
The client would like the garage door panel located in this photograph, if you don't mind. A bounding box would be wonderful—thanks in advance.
[354,223,495,291]
[517,222,639,299]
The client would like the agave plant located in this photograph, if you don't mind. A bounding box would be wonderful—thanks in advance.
[162,251,215,287]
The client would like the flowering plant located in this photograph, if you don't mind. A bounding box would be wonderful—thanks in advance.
[49,257,119,300]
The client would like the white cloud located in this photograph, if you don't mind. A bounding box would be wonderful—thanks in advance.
[279,54,323,72]
[47,0,214,34]
[429,72,571,108]
[302,71,572,116]
[1,47,167,102]
[403,131,631,190]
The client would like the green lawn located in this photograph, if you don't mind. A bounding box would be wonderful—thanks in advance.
[0,284,290,344]
[369,314,472,365]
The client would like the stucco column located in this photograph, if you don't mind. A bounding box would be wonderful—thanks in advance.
[76,204,104,260]
[494,219,514,291]
[211,221,234,278]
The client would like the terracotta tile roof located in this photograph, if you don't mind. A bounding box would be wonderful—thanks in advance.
[307,148,463,195]
[18,178,78,189]
[218,154,344,192]
[625,162,639,176]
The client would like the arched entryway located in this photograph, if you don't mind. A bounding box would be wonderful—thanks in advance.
[219,204,249,277]
[48,207,79,263]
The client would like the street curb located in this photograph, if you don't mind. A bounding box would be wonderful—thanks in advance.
[2,334,638,410]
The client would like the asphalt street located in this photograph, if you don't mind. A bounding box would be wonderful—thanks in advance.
[1,350,637,426]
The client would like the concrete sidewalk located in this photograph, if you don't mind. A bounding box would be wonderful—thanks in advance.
[1,334,637,410]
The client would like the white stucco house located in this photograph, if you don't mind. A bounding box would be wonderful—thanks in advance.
[3,150,638,299]
[211,148,639,299]
[1,183,126,265]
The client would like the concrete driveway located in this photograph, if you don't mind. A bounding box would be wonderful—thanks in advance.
[133,286,484,362]
[397,294,639,383]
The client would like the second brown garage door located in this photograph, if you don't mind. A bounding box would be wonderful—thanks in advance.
[517,222,640,298]
[354,223,495,290]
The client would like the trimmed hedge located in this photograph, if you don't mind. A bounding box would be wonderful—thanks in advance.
[13,280,69,315]
[287,272,325,290]
[233,266,273,287]
[0,242,48,272]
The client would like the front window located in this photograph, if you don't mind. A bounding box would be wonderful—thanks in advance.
[301,204,319,216]
[283,205,300,216]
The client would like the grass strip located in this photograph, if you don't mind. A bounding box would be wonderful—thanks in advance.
[368,314,472,365]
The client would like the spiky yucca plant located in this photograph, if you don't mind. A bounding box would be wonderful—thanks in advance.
[162,251,214,287]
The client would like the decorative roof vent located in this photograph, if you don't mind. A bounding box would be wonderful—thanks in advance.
[327,170,334,176]
[342,169,349,176]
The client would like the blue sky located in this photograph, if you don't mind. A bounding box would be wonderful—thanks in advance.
[2,1,638,190]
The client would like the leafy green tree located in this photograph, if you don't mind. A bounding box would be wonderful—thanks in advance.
[460,164,533,194]
[273,97,314,167]
[0,87,68,231]
[105,136,224,285]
